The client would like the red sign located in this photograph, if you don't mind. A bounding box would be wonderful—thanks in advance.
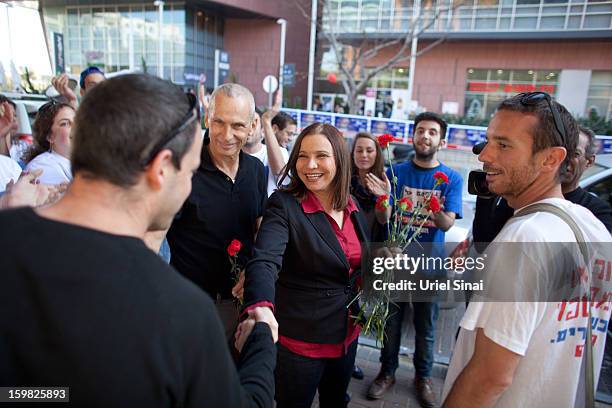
[468,82,555,94]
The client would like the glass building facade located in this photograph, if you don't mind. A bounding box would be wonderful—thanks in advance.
[42,2,224,86]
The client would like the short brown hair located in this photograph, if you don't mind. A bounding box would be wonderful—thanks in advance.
[497,94,578,178]
[279,123,351,210]
[71,74,198,187]
[351,132,385,179]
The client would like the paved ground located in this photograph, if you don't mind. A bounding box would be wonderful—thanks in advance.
[343,345,448,408]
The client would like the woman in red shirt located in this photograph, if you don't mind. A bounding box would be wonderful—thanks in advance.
[243,122,370,407]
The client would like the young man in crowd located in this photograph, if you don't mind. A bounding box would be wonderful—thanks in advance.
[442,93,612,407]
[51,66,106,109]
[0,73,277,406]
[369,112,463,407]
[271,110,298,150]
[242,91,290,196]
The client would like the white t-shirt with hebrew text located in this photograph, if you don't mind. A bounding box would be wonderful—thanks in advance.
[442,198,612,408]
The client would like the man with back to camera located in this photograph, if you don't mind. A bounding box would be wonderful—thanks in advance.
[0,74,278,407]
[442,93,612,407]
[368,112,463,408]
[167,83,268,340]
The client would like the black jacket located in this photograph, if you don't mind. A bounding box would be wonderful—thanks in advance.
[244,191,370,344]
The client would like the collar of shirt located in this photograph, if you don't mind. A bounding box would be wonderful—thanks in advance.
[200,137,246,178]
[300,190,358,215]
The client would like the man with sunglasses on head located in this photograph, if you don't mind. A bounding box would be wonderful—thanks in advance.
[442,93,612,407]
[472,126,611,249]
[0,74,277,407]
[167,83,268,341]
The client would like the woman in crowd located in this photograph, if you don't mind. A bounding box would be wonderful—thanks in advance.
[243,122,369,408]
[24,101,75,185]
[350,131,390,242]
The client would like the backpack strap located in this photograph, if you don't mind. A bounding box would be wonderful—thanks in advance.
[514,203,594,408]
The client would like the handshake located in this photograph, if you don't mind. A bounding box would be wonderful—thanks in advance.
[234,306,279,352]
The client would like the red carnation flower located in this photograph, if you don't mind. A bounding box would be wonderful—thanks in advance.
[377,133,394,148]
[375,194,390,212]
[428,196,441,213]
[433,171,449,185]
[398,197,413,212]
[227,239,242,257]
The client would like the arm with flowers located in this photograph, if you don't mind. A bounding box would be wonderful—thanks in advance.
[357,134,462,341]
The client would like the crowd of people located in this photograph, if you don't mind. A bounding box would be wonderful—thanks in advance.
[1,67,611,408]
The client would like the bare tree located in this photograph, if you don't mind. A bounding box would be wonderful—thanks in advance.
[296,0,462,114]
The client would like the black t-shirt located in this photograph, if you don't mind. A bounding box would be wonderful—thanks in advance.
[564,187,612,233]
[473,187,612,252]
[167,142,267,300]
[0,207,275,407]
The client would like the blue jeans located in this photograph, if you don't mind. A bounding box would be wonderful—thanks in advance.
[379,301,439,378]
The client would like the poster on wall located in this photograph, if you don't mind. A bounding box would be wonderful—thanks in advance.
[371,119,406,138]
[391,89,410,120]
[447,126,487,149]
[335,115,368,139]
[300,112,333,128]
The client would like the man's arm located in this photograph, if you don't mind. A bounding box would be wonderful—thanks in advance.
[443,328,521,408]
[261,91,287,176]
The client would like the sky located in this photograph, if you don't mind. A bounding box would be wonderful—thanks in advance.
[0,2,52,86]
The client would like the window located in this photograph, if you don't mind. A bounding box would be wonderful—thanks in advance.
[465,68,560,119]
[586,71,612,121]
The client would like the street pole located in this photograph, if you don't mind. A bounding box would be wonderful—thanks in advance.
[276,18,286,107]
[406,0,421,106]
[306,0,318,110]
[154,0,164,78]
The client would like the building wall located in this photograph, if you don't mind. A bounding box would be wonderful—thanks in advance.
[214,0,311,108]
[363,38,612,114]
[224,19,280,106]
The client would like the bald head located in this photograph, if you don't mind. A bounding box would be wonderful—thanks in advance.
[208,83,255,124]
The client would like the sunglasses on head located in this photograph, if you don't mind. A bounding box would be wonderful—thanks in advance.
[519,91,567,146]
[142,92,199,165]
[472,91,567,155]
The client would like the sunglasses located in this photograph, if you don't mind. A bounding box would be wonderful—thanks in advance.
[472,91,567,155]
[143,92,199,165]
[38,99,59,114]
[519,92,567,146]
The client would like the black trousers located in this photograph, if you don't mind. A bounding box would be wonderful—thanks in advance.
[275,339,358,408]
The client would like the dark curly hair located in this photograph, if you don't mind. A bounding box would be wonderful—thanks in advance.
[23,101,75,163]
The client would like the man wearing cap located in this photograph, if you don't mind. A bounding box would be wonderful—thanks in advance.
[51,66,105,109]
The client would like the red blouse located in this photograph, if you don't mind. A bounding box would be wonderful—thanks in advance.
[278,191,362,358]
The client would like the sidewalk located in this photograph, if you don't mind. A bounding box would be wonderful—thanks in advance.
[343,345,447,408]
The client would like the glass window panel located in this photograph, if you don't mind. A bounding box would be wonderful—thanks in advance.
[591,71,612,85]
[512,69,536,82]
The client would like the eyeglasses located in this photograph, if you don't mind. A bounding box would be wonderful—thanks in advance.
[519,92,567,146]
[143,92,199,165]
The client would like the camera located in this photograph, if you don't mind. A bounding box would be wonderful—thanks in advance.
[468,170,495,198]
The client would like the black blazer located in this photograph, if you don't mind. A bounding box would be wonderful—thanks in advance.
[244,191,370,344]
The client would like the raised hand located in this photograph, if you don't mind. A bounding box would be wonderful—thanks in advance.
[365,172,391,197]
[51,74,78,109]
[261,89,282,124]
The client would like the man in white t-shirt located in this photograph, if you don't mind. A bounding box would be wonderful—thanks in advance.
[442,92,612,408]
[242,92,290,196]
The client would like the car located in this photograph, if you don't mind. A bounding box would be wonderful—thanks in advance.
[580,153,612,208]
